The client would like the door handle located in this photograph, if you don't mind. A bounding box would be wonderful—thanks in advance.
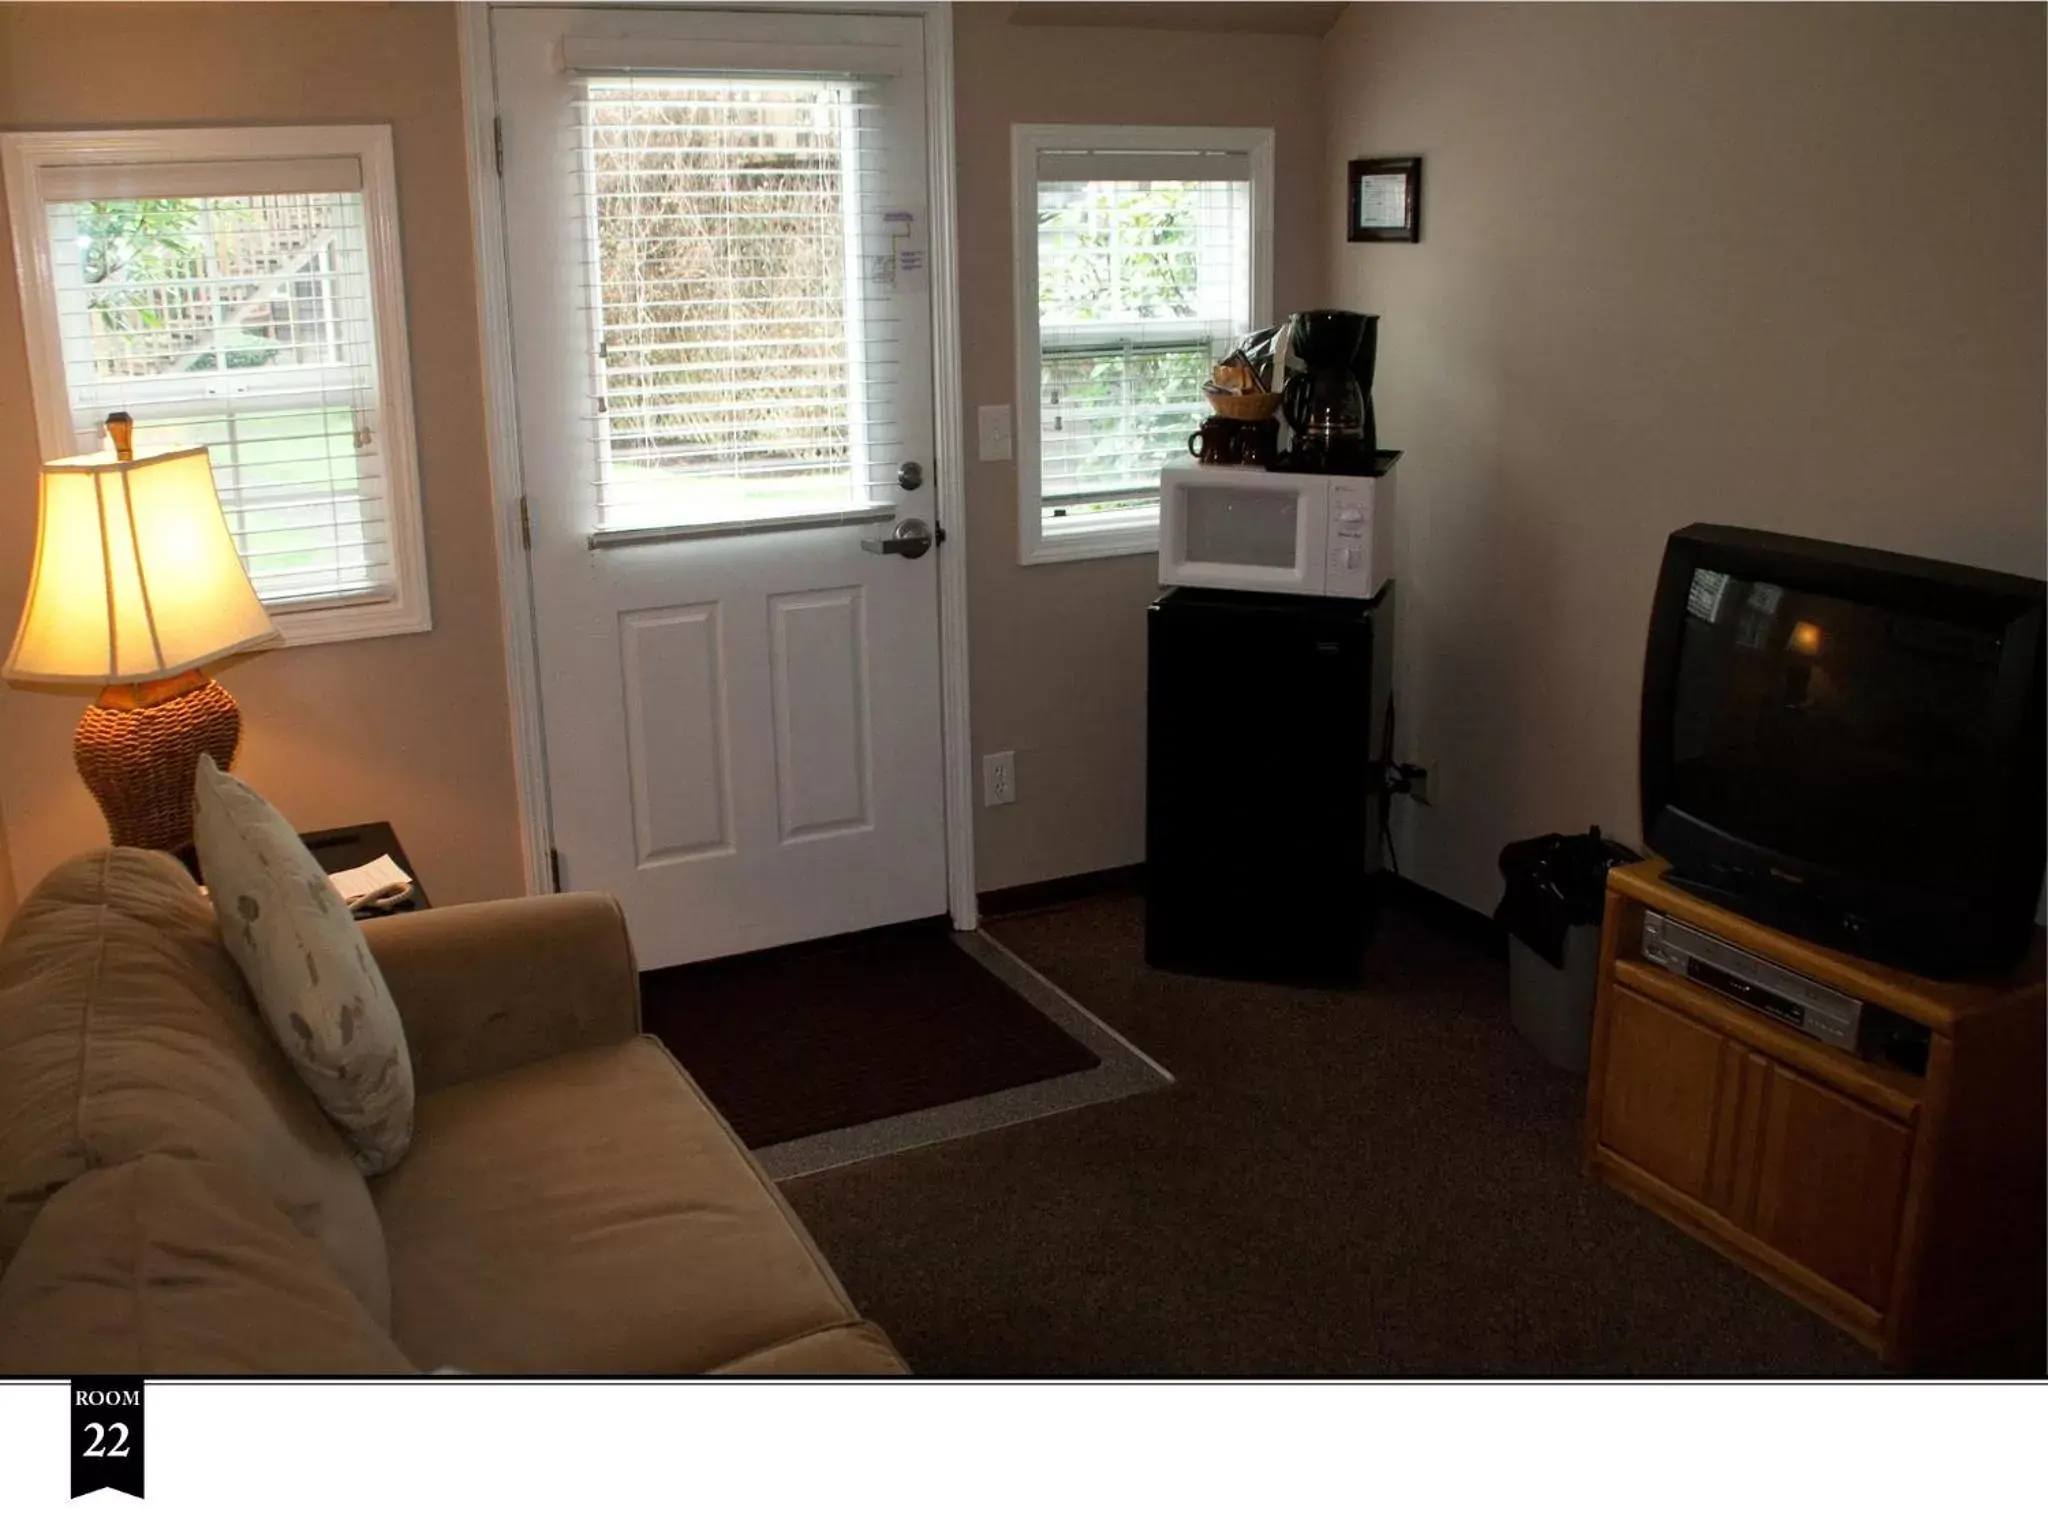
[861,516,934,560]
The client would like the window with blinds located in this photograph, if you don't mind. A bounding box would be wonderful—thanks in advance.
[3,126,429,644]
[577,74,900,530]
[1014,131,1269,563]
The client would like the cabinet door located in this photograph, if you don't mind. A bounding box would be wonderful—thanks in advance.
[1598,988,1726,1201]
[1752,1066,1914,1310]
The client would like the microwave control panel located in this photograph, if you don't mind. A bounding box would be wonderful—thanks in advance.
[1324,472,1392,599]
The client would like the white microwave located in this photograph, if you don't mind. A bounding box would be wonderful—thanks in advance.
[1158,463,1393,599]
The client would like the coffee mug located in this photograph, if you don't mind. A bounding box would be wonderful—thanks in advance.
[1187,416,1239,464]
[1235,418,1280,467]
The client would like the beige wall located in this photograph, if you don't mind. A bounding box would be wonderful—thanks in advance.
[956,4,1327,891]
[0,4,526,907]
[1324,2,2046,914]
[22,6,2015,929]
[0,3,1326,910]
[0,797,13,923]
[0,2,1326,912]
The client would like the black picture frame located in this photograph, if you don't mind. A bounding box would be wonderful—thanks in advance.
[1348,157,1421,243]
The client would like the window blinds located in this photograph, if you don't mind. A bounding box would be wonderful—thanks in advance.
[575,74,903,529]
[1034,149,1252,522]
[44,160,392,608]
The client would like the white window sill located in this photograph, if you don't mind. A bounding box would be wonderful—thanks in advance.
[1021,517,1160,567]
[269,588,433,648]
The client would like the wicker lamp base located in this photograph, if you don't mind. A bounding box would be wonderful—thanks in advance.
[73,669,242,852]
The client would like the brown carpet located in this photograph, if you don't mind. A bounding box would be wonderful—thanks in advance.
[642,923,1099,1149]
[781,893,1897,1377]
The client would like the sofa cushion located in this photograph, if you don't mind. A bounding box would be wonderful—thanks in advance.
[0,1154,415,1376]
[194,756,414,1174]
[373,1036,857,1373]
[711,1321,910,1376]
[0,849,390,1325]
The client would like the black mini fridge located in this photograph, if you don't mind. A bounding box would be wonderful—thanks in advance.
[1146,584,1392,985]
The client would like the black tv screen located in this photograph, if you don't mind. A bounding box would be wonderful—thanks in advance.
[1642,526,2046,977]
[1669,571,2005,885]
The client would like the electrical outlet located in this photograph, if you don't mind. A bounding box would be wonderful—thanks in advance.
[982,750,1016,806]
[1411,759,1440,808]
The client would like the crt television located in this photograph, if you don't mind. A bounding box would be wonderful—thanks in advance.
[1640,524,2046,978]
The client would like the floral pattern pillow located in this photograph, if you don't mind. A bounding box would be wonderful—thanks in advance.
[193,755,413,1174]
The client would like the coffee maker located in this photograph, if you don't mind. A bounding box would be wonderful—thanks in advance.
[1279,309,1378,474]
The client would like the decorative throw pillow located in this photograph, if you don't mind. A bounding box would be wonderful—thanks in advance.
[192,755,414,1174]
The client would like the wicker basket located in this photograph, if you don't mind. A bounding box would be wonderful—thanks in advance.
[1203,386,1283,422]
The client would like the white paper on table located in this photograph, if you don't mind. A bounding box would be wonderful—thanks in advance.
[328,854,414,907]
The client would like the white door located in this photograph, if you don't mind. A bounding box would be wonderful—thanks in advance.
[494,7,948,969]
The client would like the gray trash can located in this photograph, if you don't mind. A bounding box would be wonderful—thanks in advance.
[1508,924,1604,1072]
[1495,827,1638,1075]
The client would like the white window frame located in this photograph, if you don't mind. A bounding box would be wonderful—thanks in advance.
[1012,123,1274,566]
[1,125,431,646]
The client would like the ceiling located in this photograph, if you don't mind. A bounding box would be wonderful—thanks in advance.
[1001,3,1349,38]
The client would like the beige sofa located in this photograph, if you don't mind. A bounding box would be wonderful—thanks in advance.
[0,849,907,1376]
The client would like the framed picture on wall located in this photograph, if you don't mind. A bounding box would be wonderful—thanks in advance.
[1348,157,1421,243]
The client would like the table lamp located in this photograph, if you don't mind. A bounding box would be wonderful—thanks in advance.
[4,413,281,853]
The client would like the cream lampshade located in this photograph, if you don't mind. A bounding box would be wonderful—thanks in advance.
[4,414,280,852]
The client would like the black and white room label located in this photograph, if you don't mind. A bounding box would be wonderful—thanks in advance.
[70,1377,144,1500]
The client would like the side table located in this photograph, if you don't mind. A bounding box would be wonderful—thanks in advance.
[300,822,432,918]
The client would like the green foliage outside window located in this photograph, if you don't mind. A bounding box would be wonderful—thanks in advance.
[1037,180,1223,509]
[1036,180,1203,323]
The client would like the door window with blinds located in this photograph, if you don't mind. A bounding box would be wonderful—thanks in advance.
[1013,125,1272,564]
[575,72,905,532]
[1,127,429,644]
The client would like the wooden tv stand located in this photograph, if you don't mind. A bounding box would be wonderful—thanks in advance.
[1583,860,2045,1370]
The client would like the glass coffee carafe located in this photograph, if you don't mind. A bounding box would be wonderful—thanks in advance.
[1281,309,1378,474]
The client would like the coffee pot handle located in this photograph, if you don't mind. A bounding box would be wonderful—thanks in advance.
[1281,372,1306,434]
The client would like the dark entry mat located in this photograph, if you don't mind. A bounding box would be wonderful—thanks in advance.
[641,924,1102,1149]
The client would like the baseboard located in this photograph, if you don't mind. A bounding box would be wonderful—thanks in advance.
[981,862,1503,959]
[979,863,1146,918]
[1373,870,1506,961]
